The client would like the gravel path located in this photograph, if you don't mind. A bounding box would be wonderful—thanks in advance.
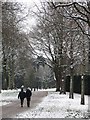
[1,91,48,118]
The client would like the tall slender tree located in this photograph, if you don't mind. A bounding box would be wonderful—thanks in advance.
[2,2,31,89]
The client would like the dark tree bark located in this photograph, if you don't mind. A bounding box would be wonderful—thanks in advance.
[81,75,85,105]
[54,66,60,91]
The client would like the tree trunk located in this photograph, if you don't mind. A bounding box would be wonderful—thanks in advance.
[7,67,10,89]
[69,76,74,99]
[10,54,15,89]
[2,58,7,89]
[63,73,66,94]
[80,35,85,105]
[88,22,90,73]
[69,45,74,99]
[54,67,60,91]
[69,17,74,99]
[60,66,66,94]
[55,73,60,92]
[12,60,15,89]
[61,76,66,94]
[87,2,90,114]
[81,76,85,105]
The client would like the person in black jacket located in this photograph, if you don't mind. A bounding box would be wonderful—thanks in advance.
[18,85,26,107]
[26,87,32,107]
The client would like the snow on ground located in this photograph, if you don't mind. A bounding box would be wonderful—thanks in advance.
[0,88,89,118]
[0,88,53,106]
[0,89,20,106]
[15,89,89,118]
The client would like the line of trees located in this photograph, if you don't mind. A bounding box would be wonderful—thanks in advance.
[27,1,89,105]
[1,1,90,106]
[2,2,35,89]
[2,2,54,90]
[50,0,90,105]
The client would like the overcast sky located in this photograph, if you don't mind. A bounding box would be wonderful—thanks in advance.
[3,0,87,33]
[14,0,87,3]
[3,0,88,33]
[3,0,88,3]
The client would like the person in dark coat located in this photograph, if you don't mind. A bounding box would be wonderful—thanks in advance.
[18,85,26,107]
[26,87,32,107]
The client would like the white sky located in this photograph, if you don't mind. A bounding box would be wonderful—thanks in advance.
[3,0,43,4]
[3,0,87,33]
[2,0,88,43]
[13,0,88,3]
[3,0,87,3]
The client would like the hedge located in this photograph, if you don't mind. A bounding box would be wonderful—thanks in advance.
[66,75,90,95]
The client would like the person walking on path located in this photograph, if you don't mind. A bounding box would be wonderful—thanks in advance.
[18,85,26,107]
[26,87,32,107]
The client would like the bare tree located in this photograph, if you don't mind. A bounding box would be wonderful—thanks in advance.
[2,2,32,89]
[27,2,87,93]
[27,3,65,91]
[50,1,90,70]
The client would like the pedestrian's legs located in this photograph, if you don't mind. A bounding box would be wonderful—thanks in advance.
[21,99,24,107]
[27,98,30,107]
[27,100,30,107]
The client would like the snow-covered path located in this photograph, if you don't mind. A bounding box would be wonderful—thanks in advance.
[0,88,89,118]
[14,89,89,118]
[1,90,48,118]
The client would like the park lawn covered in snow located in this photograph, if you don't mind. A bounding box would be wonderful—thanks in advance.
[0,89,20,106]
[15,89,89,118]
[0,88,89,118]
